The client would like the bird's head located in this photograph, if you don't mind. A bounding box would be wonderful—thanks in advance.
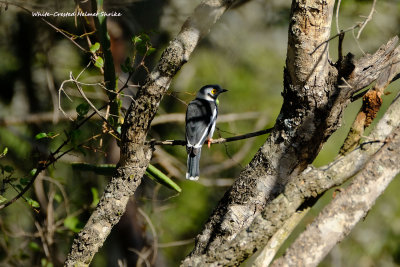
[196,84,228,101]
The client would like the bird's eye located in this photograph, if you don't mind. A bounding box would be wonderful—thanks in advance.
[211,89,217,94]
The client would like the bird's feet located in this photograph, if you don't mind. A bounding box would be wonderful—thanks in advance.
[207,138,213,148]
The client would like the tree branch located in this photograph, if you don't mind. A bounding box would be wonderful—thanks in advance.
[182,5,400,263]
[146,127,273,146]
[184,89,400,266]
[183,1,339,264]
[272,125,400,267]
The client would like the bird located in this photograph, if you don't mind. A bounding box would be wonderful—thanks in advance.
[185,84,228,180]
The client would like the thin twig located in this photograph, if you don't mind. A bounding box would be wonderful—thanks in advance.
[310,24,361,55]
[352,26,366,55]
[147,127,273,146]
[158,239,194,248]
[0,134,101,210]
[71,72,120,136]
[127,248,151,267]
[138,208,158,265]
[0,1,88,52]
[356,0,377,39]
[335,0,342,34]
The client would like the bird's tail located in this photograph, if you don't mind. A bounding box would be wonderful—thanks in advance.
[186,149,201,180]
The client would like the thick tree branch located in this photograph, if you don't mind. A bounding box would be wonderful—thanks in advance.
[183,1,338,264]
[64,0,237,266]
[272,126,400,267]
[340,45,400,155]
[252,207,310,267]
[184,88,400,266]
[182,0,400,262]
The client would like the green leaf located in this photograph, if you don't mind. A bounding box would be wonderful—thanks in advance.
[147,47,156,56]
[140,33,150,42]
[71,162,116,176]
[16,184,23,192]
[54,193,62,203]
[41,258,54,267]
[90,187,99,208]
[28,241,40,251]
[146,164,181,193]
[0,195,7,204]
[35,132,58,140]
[35,133,48,140]
[30,168,38,177]
[19,177,30,186]
[124,56,131,66]
[136,42,147,56]
[90,42,100,53]
[70,129,82,146]
[120,63,129,73]
[0,147,8,158]
[64,216,83,233]
[120,57,133,73]
[4,165,14,173]
[26,197,40,208]
[76,103,90,117]
[132,35,142,45]
[94,56,104,68]
[133,33,153,56]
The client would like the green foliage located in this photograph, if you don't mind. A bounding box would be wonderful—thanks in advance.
[41,258,54,267]
[2,165,14,173]
[0,195,7,204]
[19,177,30,186]
[25,197,40,208]
[54,193,62,203]
[146,164,181,193]
[120,57,133,73]
[76,103,90,117]
[94,56,104,69]
[70,129,83,147]
[30,168,37,177]
[90,42,100,53]
[28,241,40,252]
[35,133,48,140]
[132,33,156,56]
[71,162,181,192]
[71,163,116,176]
[0,147,8,158]
[35,132,57,140]
[64,216,84,233]
[90,187,100,208]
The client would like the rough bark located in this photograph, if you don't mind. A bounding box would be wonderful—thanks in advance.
[183,85,400,266]
[182,0,400,265]
[183,1,337,263]
[252,207,310,267]
[64,1,236,266]
[272,126,400,267]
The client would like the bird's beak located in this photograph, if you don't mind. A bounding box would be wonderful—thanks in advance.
[221,89,228,93]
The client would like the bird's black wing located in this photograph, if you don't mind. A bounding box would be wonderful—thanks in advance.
[185,99,214,149]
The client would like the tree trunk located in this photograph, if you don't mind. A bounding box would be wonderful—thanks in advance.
[182,0,400,265]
